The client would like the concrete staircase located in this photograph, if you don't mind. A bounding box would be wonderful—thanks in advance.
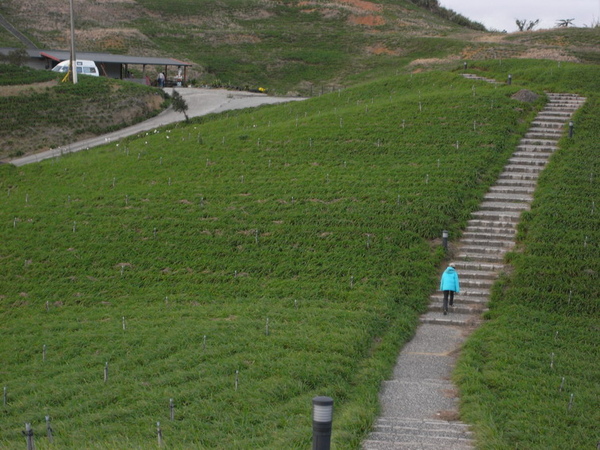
[420,92,586,328]
[362,90,586,449]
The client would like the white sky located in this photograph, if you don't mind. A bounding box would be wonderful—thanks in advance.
[439,0,600,32]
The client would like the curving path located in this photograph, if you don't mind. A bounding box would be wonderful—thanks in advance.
[362,76,586,449]
[9,88,305,167]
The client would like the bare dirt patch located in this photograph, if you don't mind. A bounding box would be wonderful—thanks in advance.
[338,0,382,12]
[519,47,579,62]
[349,15,386,27]
[366,45,401,56]
[408,56,461,67]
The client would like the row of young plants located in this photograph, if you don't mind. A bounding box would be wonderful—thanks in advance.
[0,63,55,86]
[0,70,542,448]
[455,60,599,449]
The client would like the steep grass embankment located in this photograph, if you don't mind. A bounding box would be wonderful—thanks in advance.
[0,65,167,160]
[0,69,539,448]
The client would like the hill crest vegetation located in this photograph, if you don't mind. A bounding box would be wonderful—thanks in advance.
[5,0,597,94]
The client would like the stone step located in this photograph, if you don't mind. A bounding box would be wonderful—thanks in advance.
[451,261,504,272]
[547,93,585,99]
[528,127,564,135]
[462,229,516,239]
[494,178,537,188]
[511,151,552,160]
[503,164,544,173]
[457,251,505,262]
[471,210,522,222]
[508,157,548,166]
[434,285,491,295]
[363,419,475,449]
[519,138,560,146]
[430,293,489,305]
[483,192,533,202]
[419,310,480,327]
[498,171,540,181]
[462,284,494,294]
[533,117,569,125]
[530,120,565,128]
[516,143,557,152]
[466,218,518,231]
[523,132,560,140]
[546,102,585,110]
[543,96,578,102]
[459,281,495,291]
[428,302,486,315]
[461,237,515,248]
[479,201,530,212]
[448,269,499,280]
[536,110,573,117]
[372,417,473,435]
[488,185,535,195]
[460,244,509,255]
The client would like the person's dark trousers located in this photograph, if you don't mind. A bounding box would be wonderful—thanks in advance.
[443,290,454,314]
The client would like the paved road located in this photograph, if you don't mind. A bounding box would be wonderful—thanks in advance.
[9,88,305,167]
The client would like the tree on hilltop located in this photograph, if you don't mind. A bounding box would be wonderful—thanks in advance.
[516,19,540,31]
[556,18,575,27]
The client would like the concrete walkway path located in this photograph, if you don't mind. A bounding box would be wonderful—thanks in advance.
[9,88,305,167]
[362,79,586,449]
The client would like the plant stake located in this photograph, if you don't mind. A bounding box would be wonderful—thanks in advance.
[157,422,163,447]
[23,423,34,450]
[46,416,53,443]
[568,393,574,411]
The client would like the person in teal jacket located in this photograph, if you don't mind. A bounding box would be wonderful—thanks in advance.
[439,263,460,315]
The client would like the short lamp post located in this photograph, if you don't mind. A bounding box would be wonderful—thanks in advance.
[507,74,512,85]
[569,121,574,138]
[312,396,334,450]
[442,230,449,252]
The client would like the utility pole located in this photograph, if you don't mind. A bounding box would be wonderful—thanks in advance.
[69,0,78,84]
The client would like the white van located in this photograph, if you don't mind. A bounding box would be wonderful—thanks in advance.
[52,59,99,77]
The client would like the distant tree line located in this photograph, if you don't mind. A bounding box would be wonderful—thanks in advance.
[406,0,487,31]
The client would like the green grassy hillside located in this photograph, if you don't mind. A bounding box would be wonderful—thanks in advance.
[455,60,599,449]
[3,0,484,94]
[0,68,541,448]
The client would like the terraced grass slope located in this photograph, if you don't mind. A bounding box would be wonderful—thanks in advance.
[0,69,540,448]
